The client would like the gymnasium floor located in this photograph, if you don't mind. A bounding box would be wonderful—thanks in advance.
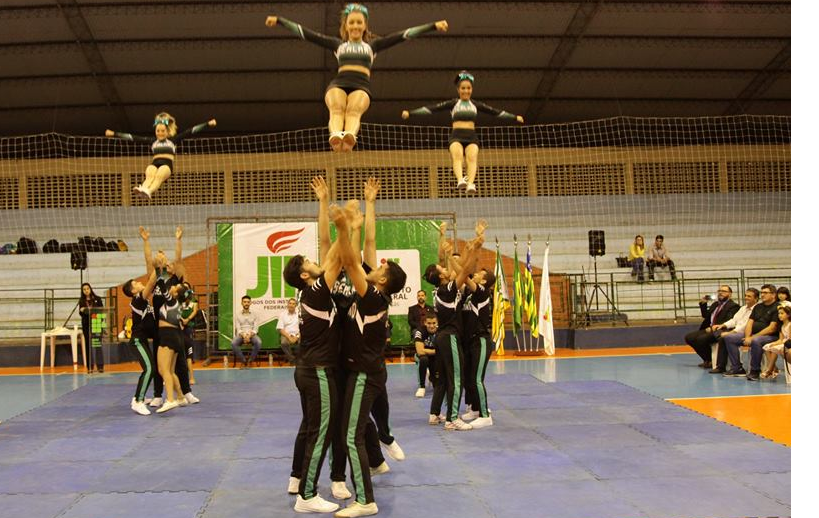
[0,346,791,518]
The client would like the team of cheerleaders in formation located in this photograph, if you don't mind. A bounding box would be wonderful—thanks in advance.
[105,3,523,198]
[275,174,494,517]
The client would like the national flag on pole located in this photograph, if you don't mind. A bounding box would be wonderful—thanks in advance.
[491,245,510,355]
[512,242,523,334]
[524,242,539,340]
[538,245,556,355]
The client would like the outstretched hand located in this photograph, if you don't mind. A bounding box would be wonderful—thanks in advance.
[175,226,183,240]
[208,119,217,126]
[349,201,364,231]
[435,20,448,32]
[105,129,114,137]
[310,176,329,202]
[329,204,349,232]
[401,110,409,120]
[139,226,149,241]
[265,16,278,27]
[516,115,524,124]
[438,221,447,237]
[474,219,488,237]
[364,177,380,202]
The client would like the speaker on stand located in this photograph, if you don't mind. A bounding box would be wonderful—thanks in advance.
[581,230,626,326]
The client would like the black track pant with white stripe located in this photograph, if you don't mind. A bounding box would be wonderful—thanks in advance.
[465,334,493,417]
[342,368,387,505]
[435,332,464,422]
[130,337,154,401]
[294,365,337,499]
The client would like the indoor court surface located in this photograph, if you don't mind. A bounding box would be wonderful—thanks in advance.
[0,348,791,518]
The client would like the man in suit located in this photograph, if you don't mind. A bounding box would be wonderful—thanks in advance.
[683,285,740,368]
[408,290,433,336]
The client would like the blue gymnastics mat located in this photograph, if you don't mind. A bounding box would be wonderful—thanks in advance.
[0,372,790,518]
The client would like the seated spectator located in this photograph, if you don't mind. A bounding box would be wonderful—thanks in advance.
[761,304,791,379]
[231,295,262,368]
[709,288,759,373]
[684,285,739,369]
[723,284,780,381]
[414,313,438,397]
[408,290,433,336]
[776,286,791,307]
[628,235,646,283]
[277,297,300,363]
[647,234,677,281]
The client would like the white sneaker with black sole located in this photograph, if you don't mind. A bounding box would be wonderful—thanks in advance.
[381,440,405,461]
[294,494,339,513]
[287,476,300,495]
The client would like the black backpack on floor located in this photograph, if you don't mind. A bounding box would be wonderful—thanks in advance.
[17,237,38,254]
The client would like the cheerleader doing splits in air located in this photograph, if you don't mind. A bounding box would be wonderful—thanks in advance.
[105,113,216,199]
[266,4,447,152]
[402,71,523,194]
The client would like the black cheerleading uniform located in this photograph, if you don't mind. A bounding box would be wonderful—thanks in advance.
[290,276,340,500]
[433,280,465,422]
[156,275,192,396]
[277,17,439,98]
[462,284,494,418]
[129,292,155,402]
[111,122,211,172]
[407,99,518,147]
[339,284,391,505]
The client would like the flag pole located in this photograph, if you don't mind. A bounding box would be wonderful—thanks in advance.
[512,234,522,353]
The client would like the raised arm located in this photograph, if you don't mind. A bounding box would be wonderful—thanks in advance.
[371,20,448,52]
[141,257,161,300]
[105,130,153,143]
[363,177,379,269]
[401,99,458,119]
[334,202,369,297]
[473,100,524,123]
[139,226,153,275]
[311,176,331,264]
[174,226,183,264]
[265,15,342,51]
[175,119,216,141]
[455,220,486,289]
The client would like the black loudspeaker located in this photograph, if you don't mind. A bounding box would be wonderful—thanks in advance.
[70,250,88,270]
[588,230,605,257]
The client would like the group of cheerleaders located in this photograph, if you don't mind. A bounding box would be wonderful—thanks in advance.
[105,3,524,199]
[121,226,200,416]
[273,174,492,517]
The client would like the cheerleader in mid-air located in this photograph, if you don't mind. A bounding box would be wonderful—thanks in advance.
[266,4,447,152]
[105,113,216,199]
[403,71,523,194]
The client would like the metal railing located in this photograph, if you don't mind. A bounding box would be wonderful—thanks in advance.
[568,267,790,327]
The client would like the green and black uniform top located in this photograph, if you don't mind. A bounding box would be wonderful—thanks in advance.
[110,122,211,156]
[277,17,438,71]
[156,274,183,328]
[433,280,463,336]
[298,276,339,368]
[341,285,391,373]
[130,292,155,340]
[462,284,493,341]
[412,327,436,352]
[180,298,196,330]
[407,99,517,123]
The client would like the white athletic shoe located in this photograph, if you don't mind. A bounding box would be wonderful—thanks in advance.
[369,461,390,476]
[156,400,179,414]
[331,481,352,500]
[470,416,494,429]
[149,397,163,407]
[381,440,405,461]
[184,392,200,404]
[130,398,150,416]
[428,414,441,425]
[457,178,468,190]
[294,494,339,513]
[444,418,473,431]
[334,501,379,518]
[414,387,425,398]
[287,476,300,495]
[466,183,476,194]
[461,409,479,421]
[176,397,189,407]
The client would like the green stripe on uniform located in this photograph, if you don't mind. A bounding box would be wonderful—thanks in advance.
[134,338,153,401]
[304,367,331,498]
[346,372,367,504]
[476,337,488,415]
[450,334,461,421]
